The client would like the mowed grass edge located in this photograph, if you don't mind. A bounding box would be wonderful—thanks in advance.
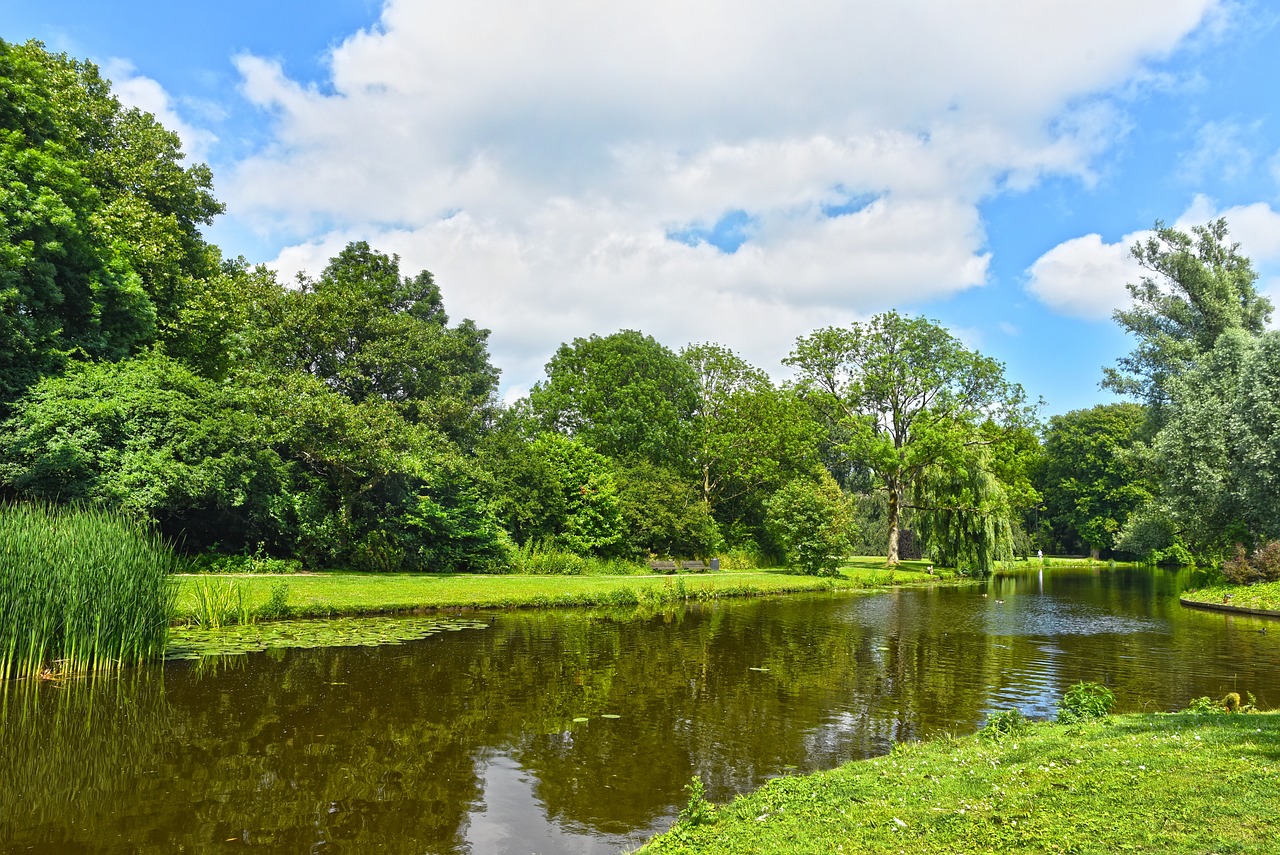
[638,711,1280,855]
[172,558,963,622]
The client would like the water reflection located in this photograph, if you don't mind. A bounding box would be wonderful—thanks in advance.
[3,566,1279,853]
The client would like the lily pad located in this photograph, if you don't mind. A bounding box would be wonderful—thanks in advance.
[600,714,621,719]
[572,717,590,723]
[166,615,490,662]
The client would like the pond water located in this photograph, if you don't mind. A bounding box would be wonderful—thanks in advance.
[4,565,1280,853]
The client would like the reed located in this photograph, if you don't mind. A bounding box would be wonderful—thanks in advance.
[0,502,179,679]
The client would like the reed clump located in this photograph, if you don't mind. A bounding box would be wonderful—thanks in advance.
[0,502,179,679]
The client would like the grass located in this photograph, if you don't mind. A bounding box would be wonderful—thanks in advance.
[0,502,178,679]
[1181,579,1280,613]
[171,557,957,623]
[640,711,1280,854]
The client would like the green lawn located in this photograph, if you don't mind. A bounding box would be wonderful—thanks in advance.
[640,711,1280,855]
[172,557,962,622]
[1181,579,1280,613]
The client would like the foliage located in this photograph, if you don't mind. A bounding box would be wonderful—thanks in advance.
[1105,219,1271,415]
[251,242,499,446]
[765,474,854,576]
[0,39,223,411]
[0,352,290,551]
[677,776,716,827]
[681,344,824,533]
[1037,403,1152,557]
[979,708,1029,741]
[787,312,1030,564]
[1222,540,1280,584]
[614,460,722,559]
[0,501,178,678]
[528,329,699,468]
[1057,681,1116,724]
[913,445,1015,576]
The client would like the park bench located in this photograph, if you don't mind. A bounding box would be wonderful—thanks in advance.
[647,558,720,573]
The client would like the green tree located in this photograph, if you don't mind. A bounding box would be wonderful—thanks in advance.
[914,445,1016,575]
[1038,403,1152,558]
[1104,219,1271,416]
[614,460,722,558]
[786,312,1029,564]
[0,39,223,410]
[764,474,854,576]
[0,352,288,551]
[253,242,499,446]
[528,330,699,468]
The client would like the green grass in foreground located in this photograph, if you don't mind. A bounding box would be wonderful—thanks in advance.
[641,711,1280,855]
[1182,579,1280,612]
[172,558,956,623]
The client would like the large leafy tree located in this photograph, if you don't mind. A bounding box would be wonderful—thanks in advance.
[1037,403,1152,558]
[528,330,699,469]
[254,242,499,447]
[680,343,823,536]
[787,312,1029,565]
[0,39,223,410]
[1104,219,1271,417]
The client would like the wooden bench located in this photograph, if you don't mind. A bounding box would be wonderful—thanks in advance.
[647,558,719,574]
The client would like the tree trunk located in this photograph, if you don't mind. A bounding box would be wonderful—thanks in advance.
[886,485,901,565]
[1090,546,1100,561]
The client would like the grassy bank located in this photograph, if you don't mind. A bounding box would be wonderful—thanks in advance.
[172,558,957,623]
[640,711,1280,855]
[1182,580,1280,613]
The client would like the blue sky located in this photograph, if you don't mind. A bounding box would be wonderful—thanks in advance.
[7,1,1280,414]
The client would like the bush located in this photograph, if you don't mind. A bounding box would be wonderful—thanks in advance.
[0,502,179,677]
[1222,540,1280,584]
[1057,681,1115,724]
[980,708,1029,741]
[765,474,854,576]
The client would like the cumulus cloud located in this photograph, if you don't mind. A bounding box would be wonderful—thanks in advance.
[1025,194,1280,321]
[102,59,217,161]
[220,0,1221,389]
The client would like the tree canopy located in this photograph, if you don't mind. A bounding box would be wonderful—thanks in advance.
[787,312,1030,565]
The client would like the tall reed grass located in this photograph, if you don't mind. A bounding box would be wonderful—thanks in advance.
[0,502,179,679]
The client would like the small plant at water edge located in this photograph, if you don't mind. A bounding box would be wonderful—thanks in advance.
[1057,681,1116,724]
[980,708,1030,741]
[677,776,716,827]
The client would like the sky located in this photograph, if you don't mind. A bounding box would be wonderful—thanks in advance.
[7,1,1280,415]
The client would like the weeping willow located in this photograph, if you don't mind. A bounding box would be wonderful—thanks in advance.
[912,447,1015,576]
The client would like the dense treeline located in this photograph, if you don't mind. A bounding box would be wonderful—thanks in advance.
[5,40,1276,575]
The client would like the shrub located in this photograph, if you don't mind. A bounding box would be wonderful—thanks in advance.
[1057,681,1116,724]
[1222,540,1280,584]
[677,776,716,827]
[765,474,854,576]
[0,502,179,678]
[980,708,1029,741]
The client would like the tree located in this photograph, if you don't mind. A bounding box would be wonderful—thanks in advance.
[680,343,823,538]
[1037,403,1152,558]
[528,330,699,469]
[764,474,854,576]
[0,39,223,410]
[1104,219,1271,417]
[252,242,499,447]
[914,445,1016,574]
[787,312,1029,564]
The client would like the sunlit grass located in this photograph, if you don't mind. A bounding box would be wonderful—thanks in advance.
[1182,580,1280,613]
[641,711,1280,854]
[172,561,956,623]
[0,502,179,679]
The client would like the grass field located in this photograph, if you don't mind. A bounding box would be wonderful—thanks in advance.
[171,557,965,623]
[640,710,1280,854]
[1181,579,1280,613]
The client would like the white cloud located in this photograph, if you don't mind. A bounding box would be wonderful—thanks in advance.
[1024,232,1148,320]
[220,0,1222,390]
[101,59,217,161]
[1025,194,1280,321]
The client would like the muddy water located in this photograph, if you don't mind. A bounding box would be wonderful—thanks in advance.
[3,565,1278,853]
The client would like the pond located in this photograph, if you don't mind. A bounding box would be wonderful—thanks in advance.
[4,565,1279,853]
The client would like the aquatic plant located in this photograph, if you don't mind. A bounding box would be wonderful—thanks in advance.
[0,502,179,679]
